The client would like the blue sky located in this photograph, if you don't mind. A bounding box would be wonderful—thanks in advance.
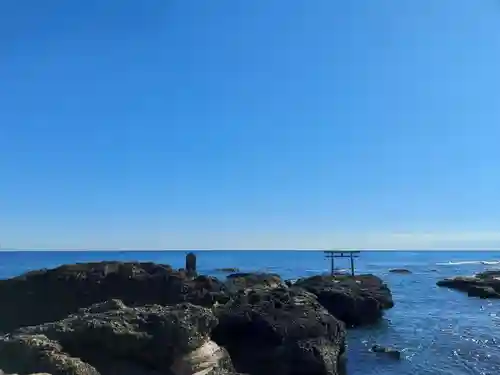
[1,1,500,250]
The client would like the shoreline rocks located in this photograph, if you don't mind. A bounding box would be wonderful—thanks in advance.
[0,300,235,375]
[0,261,396,375]
[0,262,228,333]
[436,270,500,299]
[294,274,394,327]
[212,287,346,375]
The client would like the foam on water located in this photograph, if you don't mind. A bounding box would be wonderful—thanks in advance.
[436,260,500,266]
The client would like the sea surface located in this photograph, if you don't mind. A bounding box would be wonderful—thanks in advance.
[0,250,499,375]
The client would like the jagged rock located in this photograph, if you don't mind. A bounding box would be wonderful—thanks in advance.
[0,300,235,375]
[0,262,228,332]
[0,334,100,375]
[293,274,394,327]
[212,287,346,375]
[437,270,500,299]
[225,273,285,292]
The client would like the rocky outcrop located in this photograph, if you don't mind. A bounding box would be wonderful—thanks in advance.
[212,287,346,375]
[224,273,285,292]
[294,274,394,327]
[0,300,236,375]
[436,270,500,298]
[0,262,228,332]
[0,261,397,375]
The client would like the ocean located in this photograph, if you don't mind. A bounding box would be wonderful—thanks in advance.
[0,250,499,375]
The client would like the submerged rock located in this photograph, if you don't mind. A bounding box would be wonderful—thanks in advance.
[212,287,346,375]
[0,300,236,375]
[294,274,394,327]
[0,261,228,332]
[371,345,401,360]
[389,268,412,274]
[437,270,500,299]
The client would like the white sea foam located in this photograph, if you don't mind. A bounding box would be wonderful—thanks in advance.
[436,260,500,266]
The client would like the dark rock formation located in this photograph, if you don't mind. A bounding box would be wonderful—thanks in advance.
[0,300,236,375]
[0,262,228,332]
[294,274,394,327]
[0,261,397,375]
[389,269,412,274]
[212,287,346,375]
[437,270,500,299]
[225,272,285,292]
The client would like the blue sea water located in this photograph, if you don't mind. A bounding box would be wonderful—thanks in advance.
[0,250,499,375]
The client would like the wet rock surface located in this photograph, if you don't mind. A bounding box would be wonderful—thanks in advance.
[0,300,235,375]
[436,270,500,298]
[212,287,346,375]
[294,274,394,327]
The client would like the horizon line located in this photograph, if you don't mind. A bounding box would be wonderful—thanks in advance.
[1,248,500,252]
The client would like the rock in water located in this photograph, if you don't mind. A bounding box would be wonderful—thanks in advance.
[389,268,412,274]
[294,274,394,327]
[371,345,401,360]
[0,300,236,375]
[0,262,228,332]
[437,270,500,299]
[212,287,346,375]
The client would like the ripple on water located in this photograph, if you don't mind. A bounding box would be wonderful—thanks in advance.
[346,274,500,375]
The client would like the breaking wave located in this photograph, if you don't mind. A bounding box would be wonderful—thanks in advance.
[436,260,500,266]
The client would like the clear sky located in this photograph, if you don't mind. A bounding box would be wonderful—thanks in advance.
[1,1,500,250]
